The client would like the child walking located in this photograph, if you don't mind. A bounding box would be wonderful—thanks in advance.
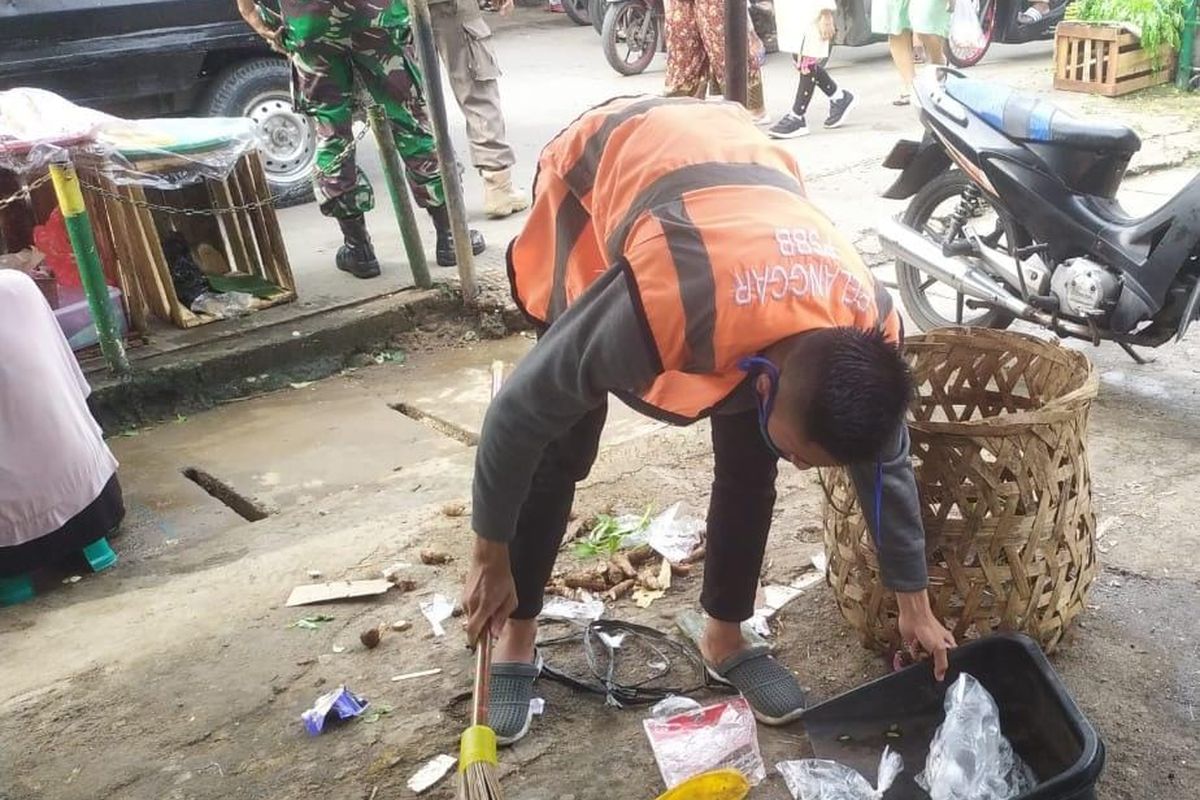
[769,0,855,138]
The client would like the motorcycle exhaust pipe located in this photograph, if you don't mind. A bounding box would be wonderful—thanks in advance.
[876,218,1092,337]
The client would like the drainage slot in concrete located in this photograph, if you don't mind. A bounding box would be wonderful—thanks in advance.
[182,467,271,522]
[390,403,479,446]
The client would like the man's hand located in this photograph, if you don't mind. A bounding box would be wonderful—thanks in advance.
[462,536,519,644]
[896,589,956,681]
[499,0,515,15]
[818,10,836,41]
[236,0,287,53]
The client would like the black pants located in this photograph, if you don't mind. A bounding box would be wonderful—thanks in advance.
[509,404,778,623]
[792,63,838,117]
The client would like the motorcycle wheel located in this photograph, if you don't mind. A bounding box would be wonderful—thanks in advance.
[602,1,660,76]
[895,171,1018,332]
[590,0,606,34]
[947,0,997,68]
[563,0,591,26]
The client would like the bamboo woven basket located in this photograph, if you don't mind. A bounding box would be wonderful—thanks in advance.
[822,328,1100,653]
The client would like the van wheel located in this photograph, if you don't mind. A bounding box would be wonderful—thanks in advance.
[202,58,316,208]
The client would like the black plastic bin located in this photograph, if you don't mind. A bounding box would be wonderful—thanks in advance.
[800,634,1105,800]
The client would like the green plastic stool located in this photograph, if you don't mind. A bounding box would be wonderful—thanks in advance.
[82,537,118,572]
[0,574,35,607]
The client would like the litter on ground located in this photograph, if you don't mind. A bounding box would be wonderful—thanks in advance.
[285,579,392,607]
[407,754,457,794]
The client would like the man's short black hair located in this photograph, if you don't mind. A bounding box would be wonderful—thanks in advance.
[790,327,911,464]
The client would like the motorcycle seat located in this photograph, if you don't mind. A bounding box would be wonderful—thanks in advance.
[944,78,1141,154]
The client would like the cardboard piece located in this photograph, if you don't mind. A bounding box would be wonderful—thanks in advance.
[285,579,392,607]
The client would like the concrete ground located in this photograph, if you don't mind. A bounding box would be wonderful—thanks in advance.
[4,318,1199,800]
[6,12,1200,800]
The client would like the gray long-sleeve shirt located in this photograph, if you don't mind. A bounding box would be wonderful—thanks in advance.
[471,268,929,592]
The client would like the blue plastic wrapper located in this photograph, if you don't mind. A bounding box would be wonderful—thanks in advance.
[302,685,369,736]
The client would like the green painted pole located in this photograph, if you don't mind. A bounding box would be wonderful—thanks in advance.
[1178,0,1197,90]
[367,106,432,289]
[48,157,130,375]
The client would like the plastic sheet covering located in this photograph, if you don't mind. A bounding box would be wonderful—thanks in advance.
[0,88,258,189]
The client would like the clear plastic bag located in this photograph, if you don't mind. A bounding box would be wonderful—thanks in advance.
[949,0,987,51]
[916,674,1037,800]
[190,291,256,319]
[650,695,703,719]
[777,747,903,800]
[0,88,257,189]
[643,696,767,789]
[625,502,704,563]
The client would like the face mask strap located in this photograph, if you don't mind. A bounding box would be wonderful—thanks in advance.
[739,356,786,460]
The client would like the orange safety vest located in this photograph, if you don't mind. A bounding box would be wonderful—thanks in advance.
[508,95,900,424]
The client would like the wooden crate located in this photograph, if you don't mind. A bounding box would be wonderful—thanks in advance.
[1054,22,1177,97]
[81,151,296,330]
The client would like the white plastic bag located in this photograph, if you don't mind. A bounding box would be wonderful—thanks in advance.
[778,747,903,800]
[916,674,1037,800]
[642,502,705,563]
[949,0,987,51]
[643,696,767,788]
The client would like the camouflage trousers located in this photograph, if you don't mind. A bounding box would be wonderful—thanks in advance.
[276,0,446,218]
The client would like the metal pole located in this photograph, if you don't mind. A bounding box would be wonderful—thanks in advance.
[724,0,749,107]
[367,106,432,289]
[408,0,479,303]
[47,156,130,375]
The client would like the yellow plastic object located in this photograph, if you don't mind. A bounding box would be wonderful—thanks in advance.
[457,724,498,771]
[653,769,751,800]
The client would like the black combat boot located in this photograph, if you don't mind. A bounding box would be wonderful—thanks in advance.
[428,204,486,267]
[335,216,381,279]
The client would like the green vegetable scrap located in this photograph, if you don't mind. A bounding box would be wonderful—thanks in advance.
[363,705,394,723]
[1067,0,1187,70]
[572,506,653,558]
[373,349,407,365]
[290,614,336,630]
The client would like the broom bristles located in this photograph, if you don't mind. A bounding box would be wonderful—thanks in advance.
[457,761,504,800]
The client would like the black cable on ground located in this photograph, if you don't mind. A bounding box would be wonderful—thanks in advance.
[538,619,730,707]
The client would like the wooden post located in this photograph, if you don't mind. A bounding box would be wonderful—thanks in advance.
[725,0,749,107]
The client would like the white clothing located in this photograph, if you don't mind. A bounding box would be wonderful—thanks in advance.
[775,0,838,58]
[0,270,118,547]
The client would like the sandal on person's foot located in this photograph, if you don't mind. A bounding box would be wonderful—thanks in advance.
[706,645,806,725]
[893,94,911,106]
[488,653,543,746]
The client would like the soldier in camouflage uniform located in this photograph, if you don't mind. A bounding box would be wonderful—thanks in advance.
[237,0,485,278]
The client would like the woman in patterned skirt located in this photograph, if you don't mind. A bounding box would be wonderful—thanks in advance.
[664,0,768,122]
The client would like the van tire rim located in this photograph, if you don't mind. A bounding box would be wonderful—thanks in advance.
[246,92,315,185]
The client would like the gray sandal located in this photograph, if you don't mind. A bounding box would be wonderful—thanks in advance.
[707,644,807,725]
[488,652,543,746]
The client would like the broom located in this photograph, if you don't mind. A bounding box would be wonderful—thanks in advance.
[457,361,506,800]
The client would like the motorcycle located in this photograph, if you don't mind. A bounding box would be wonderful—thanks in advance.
[601,0,665,75]
[877,67,1200,359]
[595,0,775,76]
[948,0,1066,68]
[562,0,591,26]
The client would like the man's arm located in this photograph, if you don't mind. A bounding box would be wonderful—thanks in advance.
[472,267,658,544]
[464,267,659,642]
[849,426,957,680]
[235,0,285,49]
[847,424,927,591]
